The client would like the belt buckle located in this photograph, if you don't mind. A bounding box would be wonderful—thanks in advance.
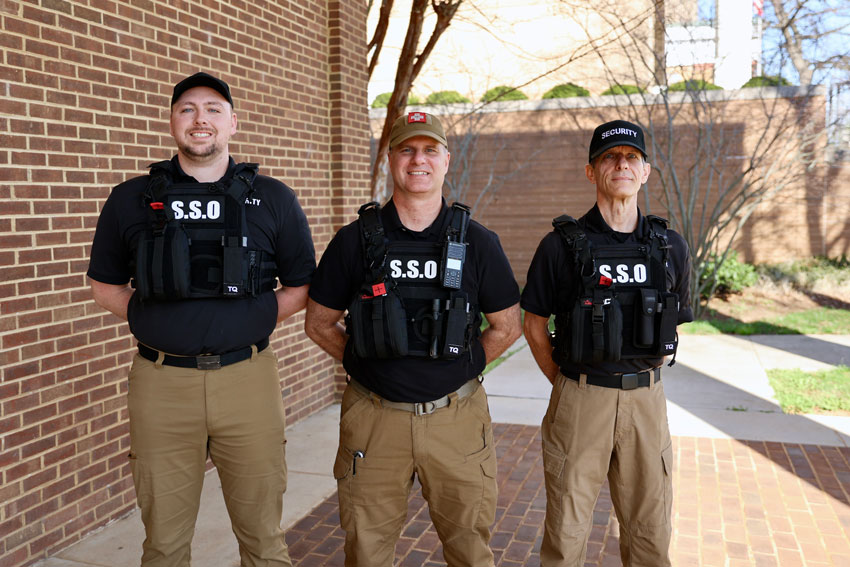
[414,401,437,416]
[621,373,639,390]
[196,355,221,370]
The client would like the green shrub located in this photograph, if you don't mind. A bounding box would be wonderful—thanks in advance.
[668,79,722,91]
[601,84,645,95]
[542,83,590,99]
[371,92,391,108]
[700,251,758,298]
[742,75,790,88]
[371,92,422,108]
[756,256,850,288]
[481,85,528,102]
[424,90,471,105]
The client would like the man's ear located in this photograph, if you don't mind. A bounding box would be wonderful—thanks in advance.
[585,163,596,184]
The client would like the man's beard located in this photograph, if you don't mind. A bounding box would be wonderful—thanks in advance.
[178,139,222,161]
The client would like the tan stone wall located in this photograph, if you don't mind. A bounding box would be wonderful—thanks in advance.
[0,1,370,565]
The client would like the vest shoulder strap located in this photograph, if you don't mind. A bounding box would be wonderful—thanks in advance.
[644,214,671,266]
[357,201,389,293]
[228,162,259,200]
[552,214,585,247]
[446,202,471,243]
[145,160,173,202]
[552,214,592,273]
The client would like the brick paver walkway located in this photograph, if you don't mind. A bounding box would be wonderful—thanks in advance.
[286,424,850,566]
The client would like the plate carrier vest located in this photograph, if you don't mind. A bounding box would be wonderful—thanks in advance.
[133,161,278,300]
[551,214,680,365]
[346,201,480,360]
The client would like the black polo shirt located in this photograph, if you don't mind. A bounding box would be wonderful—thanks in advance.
[87,156,315,354]
[309,199,520,403]
[521,204,693,376]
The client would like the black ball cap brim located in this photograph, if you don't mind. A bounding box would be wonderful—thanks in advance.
[171,72,233,107]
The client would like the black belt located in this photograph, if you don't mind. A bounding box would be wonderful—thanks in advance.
[138,338,269,370]
[562,367,661,390]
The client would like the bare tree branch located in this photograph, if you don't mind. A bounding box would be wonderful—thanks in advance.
[367,0,394,79]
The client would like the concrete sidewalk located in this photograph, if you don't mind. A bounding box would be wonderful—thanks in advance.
[486,333,850,445]
[34,334,850,566]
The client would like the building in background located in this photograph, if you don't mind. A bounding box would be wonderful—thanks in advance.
[368,0,763,104]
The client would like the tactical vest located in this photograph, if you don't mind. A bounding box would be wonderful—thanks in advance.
[551,214,680,365]
[346,201,480,360]
[132,161,278,300]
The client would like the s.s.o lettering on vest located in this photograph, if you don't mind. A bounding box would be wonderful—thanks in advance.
[598,261,649,286]
[169,197,224,221]
[389,258,439,280]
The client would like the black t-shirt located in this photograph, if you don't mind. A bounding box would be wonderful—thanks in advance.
[309,199,520,403]
[87,156,315,354]
[521,204,693,376]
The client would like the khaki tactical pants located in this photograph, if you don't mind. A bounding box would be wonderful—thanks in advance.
[540,373,673,567]
[127,347,291,567]
[334,380,498,567]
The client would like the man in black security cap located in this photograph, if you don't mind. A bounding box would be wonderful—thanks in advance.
[87,71,315,566]
[305,111,522,566]
[522,119,693,566]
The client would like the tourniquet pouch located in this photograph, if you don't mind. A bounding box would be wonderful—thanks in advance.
[656,292,679,356]
[633,288,657,349]
[348,290,409,359]
[134,221,191,300]
[569,293,622,362]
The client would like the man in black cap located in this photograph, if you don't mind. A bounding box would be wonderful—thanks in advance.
[305,111,521,566]
[521,119,693,566]
[87,71,315,566]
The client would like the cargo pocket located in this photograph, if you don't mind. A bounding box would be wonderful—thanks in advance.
[661,442,673,525]
[477,450,498,528]
[333,446,355,531]
[127,451,151,511]
[280,439,288,493]
[542,439,568,514]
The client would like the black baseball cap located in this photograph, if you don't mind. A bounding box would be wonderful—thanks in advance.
[171,72,233,107]
[588,119,646,163]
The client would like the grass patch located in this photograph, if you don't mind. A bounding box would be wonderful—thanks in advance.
[483,345,524,375]
[767,365,850,414]
[681,307,850,335]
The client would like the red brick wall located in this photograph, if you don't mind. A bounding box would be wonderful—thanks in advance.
[372,91,848,286]
[0,1,369,565]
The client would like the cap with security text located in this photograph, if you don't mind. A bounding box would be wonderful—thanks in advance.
[171,72,233,108]
[588,119,646,163]
[389,112,448,149]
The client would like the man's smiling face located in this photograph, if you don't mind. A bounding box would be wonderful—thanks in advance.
[388,136,451,198]
[169,86,237,164]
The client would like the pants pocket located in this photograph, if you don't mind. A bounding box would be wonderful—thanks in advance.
[541,438,567,514]
[661,441,673,525]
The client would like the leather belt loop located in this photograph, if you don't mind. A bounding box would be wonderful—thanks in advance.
[250,344,258,362]
[579,373,587,389]
[155,350,164,368]
[649,367,655,390]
